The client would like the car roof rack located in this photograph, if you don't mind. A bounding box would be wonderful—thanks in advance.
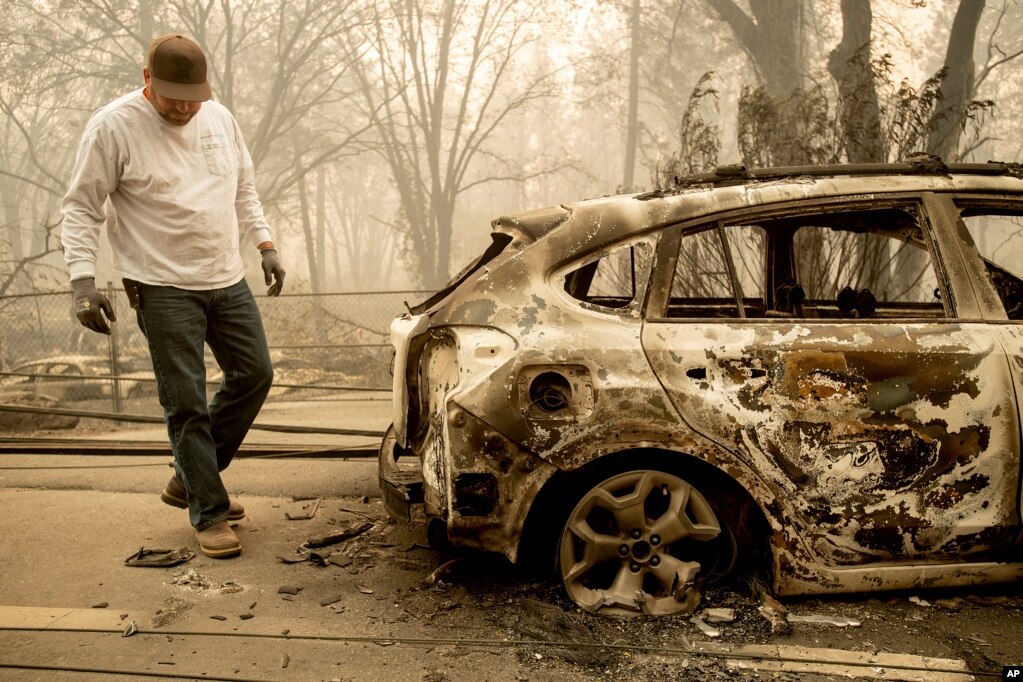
[648,157,1023,193]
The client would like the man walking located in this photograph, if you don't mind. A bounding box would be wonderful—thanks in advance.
[60,34,285,558]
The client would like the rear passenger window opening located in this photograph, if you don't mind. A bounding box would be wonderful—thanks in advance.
[563,244,636,310]
[666,205,945,320]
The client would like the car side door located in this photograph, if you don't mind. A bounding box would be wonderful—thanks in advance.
[641,196,1021,568]
[943,194,1023,552]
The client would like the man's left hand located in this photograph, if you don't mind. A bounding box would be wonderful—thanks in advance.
[261,248,285,296]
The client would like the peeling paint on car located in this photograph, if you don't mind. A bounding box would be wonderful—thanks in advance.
[381,164,1023,615]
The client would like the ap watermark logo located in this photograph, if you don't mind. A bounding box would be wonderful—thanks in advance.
[1005,666,1023,679]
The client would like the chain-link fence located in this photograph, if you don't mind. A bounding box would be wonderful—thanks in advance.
[0,284,431,412]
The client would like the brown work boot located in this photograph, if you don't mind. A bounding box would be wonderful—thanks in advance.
[196,521,242,558]
[160,474,245,520]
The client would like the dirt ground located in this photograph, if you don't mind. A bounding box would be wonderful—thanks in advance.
[0,449,1021,681]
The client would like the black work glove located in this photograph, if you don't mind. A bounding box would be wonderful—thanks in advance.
[71,277,116,335]
[261,248,285,296]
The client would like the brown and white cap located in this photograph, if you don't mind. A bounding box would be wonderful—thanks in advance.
[146,34,211,102]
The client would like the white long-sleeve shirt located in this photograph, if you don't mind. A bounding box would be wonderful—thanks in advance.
[60,89,273,290]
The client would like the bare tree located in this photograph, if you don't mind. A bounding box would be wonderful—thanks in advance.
[974,1,1023,94]
[707,0,806,165]
[927,0,985,161]
[172,0,374,206]
[325,163,399,290]
[827,0,883,163]
[0,0,142,293]
[350,0,560,288]
[2,0,376,292]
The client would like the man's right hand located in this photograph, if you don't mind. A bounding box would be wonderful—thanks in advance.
[71,277,116,335]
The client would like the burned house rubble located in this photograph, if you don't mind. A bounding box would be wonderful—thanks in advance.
[380,161,1023,617]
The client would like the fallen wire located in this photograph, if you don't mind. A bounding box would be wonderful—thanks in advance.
[0,461,170,471]
[0,662,274,682]
[0,625,997,677]
[243,444,380,461]
[0,403,386,437]
[0,370,390,394]
[0,442,381,470]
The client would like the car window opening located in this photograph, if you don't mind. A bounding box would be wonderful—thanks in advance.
[957,205,1023,320]
[563,245,636,309]
[666,207,944,320]
[410,232,514,315]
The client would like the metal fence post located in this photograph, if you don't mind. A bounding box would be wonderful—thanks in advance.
[107,280,122,414]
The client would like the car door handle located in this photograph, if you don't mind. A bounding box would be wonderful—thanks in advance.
[685,365,766,381]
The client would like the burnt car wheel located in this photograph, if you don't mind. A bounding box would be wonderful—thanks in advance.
[558,469,724,617]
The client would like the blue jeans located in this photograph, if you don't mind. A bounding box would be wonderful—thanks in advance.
[135,279,273,530]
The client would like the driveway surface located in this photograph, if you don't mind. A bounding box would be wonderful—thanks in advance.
[0,400,1020,681]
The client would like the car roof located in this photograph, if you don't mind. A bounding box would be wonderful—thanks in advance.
[492,160,1023,246]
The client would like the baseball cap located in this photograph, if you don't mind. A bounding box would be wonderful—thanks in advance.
[146,34,211,102]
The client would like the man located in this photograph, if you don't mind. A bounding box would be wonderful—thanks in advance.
[60,34,285,559]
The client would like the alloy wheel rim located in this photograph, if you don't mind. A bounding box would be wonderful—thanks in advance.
[559,470,721,616]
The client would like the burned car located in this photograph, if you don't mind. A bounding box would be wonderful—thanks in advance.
[0,355,115,402]
[380,160,1023,616]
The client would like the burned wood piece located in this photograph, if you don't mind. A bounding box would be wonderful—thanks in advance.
[306,521,374,548]
[285,498,321,520]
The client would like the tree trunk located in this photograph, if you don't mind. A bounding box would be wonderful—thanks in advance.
[219,0,235,111]
[623,0,641,191]
[827,0,883,163]
[297,173,320,294]
[315,165,326,290]
[826,0,890,291]
[432,198,454,290]
[927,0,985,161]
[708,0,804,165]
[707,0,801,100]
